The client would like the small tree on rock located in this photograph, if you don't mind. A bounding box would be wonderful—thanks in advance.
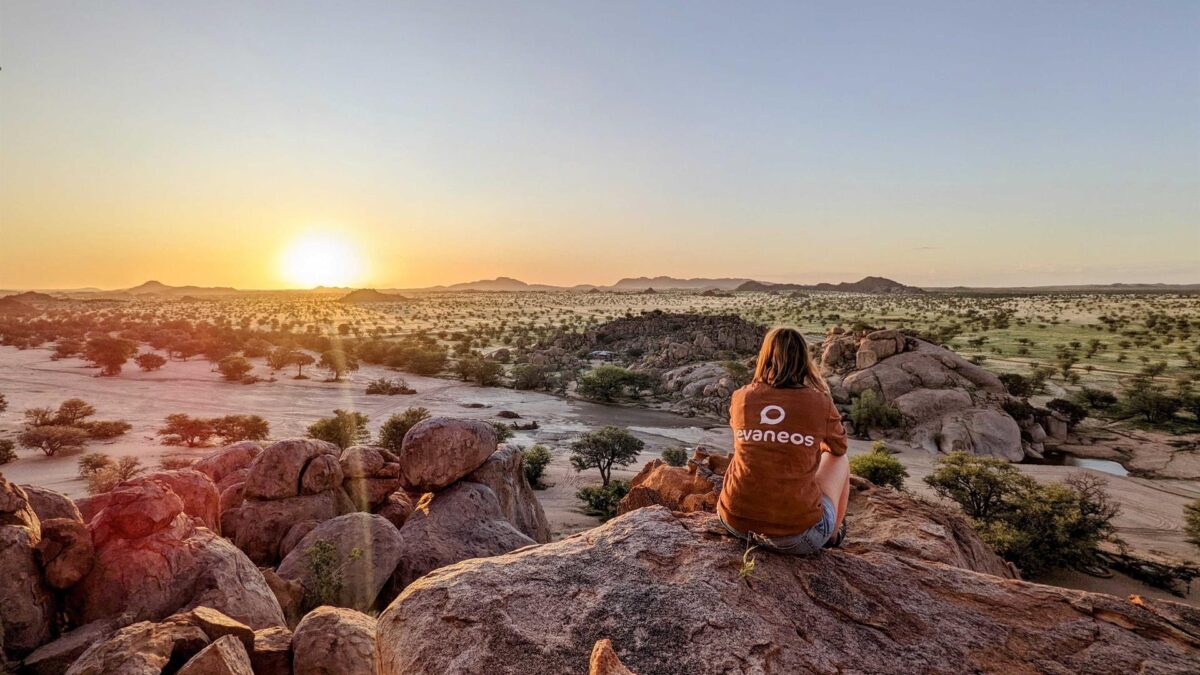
[569,426,644,487]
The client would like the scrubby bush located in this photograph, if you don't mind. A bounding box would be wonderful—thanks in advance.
[217,356,253,381]
[78,452,113,477]
[81,419,132,440]
[85,456,144,495]
[1185,499,1200,551]
[19,425,90,456]
[570,426,644,486]
[84,336,137,376]
[365,377,414,395]
[925,452,1119,577]
[0,439,16,465]
[158,413,217,447]
[213,414,269,442]
[319,349,359,381]
[377,407,430,451]
[998,373,1033,397]
[522,445,553,489]
[159,456,196,470]
[511,364,553,391]
[576,366,654,402]
[135,353,167,371]
[576,480,630,520]
[849,447,908,489]
[1046,398,1088,428]
[308,409,369,449]
[1073,387,1117,411]
[661,447,688,467]
[0,392,6,413]
[302,539,363,611]
[848,390,902,432]
[491,421,515,443]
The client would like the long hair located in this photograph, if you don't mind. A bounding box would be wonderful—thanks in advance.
[752,327,828,392]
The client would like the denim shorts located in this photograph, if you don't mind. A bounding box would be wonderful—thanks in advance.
[720,495,837,555]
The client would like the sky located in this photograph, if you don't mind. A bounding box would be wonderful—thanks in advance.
[1,1,1197,290]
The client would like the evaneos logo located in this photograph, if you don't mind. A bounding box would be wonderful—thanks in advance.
[759,405,786,425]
[735,404,816,447]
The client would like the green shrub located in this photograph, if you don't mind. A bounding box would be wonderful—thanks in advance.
[998,373,1033,397]
[159,456,195,470]
[925,452,1119,577]
[849,448,908,489]
[302,539,363,610]
[577,366,655,402]
[576,480,630,521]
[1046,399,1088,428]
[661,447,688,467]
[213,414,270,442]
[1072,387,1118,411]
[81,419,132,440]
[0,439,16,465]
[77,452,114,478]
[377,407,430,451]
[492,421,515,443]
[1185,499,1200,552]
[307,409,369,449]
[85,456,144,495]
[365,377,414,395]
[848,390,902,432]
[522,445,553,489]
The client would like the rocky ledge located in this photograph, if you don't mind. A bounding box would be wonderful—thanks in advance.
[378,505,1199,675]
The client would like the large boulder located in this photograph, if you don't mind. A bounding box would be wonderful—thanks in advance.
[243,439,341,501]
[35,517,95,589]
[231,489,352,566]
[20,485,83,523]
[464,445,552,543]
[0,475,54,661]
[69,482,285,630]
[192,441,262,486]
[292,606,377,675]
[65,618,209,675]
[177,634,253,675]
[391,482,535,592]
[20,617,125,675]
[122,469,221,533]
[912,407,1025,462]
[278,513,404,613]
[377,507,1200,675]
[250,626,292,675]
[397,418,497,492]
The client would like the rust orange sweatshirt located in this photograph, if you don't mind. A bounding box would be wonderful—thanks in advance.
[718,382,848,537]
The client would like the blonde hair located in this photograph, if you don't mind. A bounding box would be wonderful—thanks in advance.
[752,327,828,392]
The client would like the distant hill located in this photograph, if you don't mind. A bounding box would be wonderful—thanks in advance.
[416,277,574,292]
[0,297,35,314]
[339,288,408,303]
[609,276,751,291]
[926,283,1200,295]
[736,276,924,294]
[125,280,239,297]
[2,291,60,303]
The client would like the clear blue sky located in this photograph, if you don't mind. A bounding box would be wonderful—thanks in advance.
[1,1,1197,288]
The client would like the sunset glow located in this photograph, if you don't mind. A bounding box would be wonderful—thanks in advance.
[278,232,367,288]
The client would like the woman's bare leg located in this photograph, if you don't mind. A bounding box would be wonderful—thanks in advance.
[815,451,851,529]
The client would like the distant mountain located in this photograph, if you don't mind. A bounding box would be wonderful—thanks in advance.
[609,276,751,291]
[125,280,239,297]
[417,277,570,292]
[339,288,408,303]
[736,276,924,294]
[2,291,61,303]
[0,297,35,314]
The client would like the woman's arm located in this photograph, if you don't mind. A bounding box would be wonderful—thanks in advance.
[821,395,848,455]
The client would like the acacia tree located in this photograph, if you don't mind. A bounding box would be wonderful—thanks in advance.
[135,353,167,371]
[85,336,137,376]
[319,349,359,381]
[569,426,644,487]
[19,425,89,456]
[290,351,316,379]
[213,414,269,442]
[217,356,253,381]
[158,413,216,447]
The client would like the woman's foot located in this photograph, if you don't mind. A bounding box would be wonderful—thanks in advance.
[824,519,847,549]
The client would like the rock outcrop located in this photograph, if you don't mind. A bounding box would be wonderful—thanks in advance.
[822,329,1030,460]
[122,469,221,533]
[0,474,54,661]
[377,506,1199,675]
[465,444,552,543]
[68,481,285,630]
[616,450,724,517]
[292,606,377,675]
[277,512,403,613]
[20,485,83,523]
[391,482,535,592]
[226,438,355,565]
[340,445,404,512]
[397,418,497,492]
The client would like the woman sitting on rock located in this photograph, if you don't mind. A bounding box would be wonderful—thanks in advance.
[718,326,850,554]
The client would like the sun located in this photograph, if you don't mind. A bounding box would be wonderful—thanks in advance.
[279,231,367,288]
